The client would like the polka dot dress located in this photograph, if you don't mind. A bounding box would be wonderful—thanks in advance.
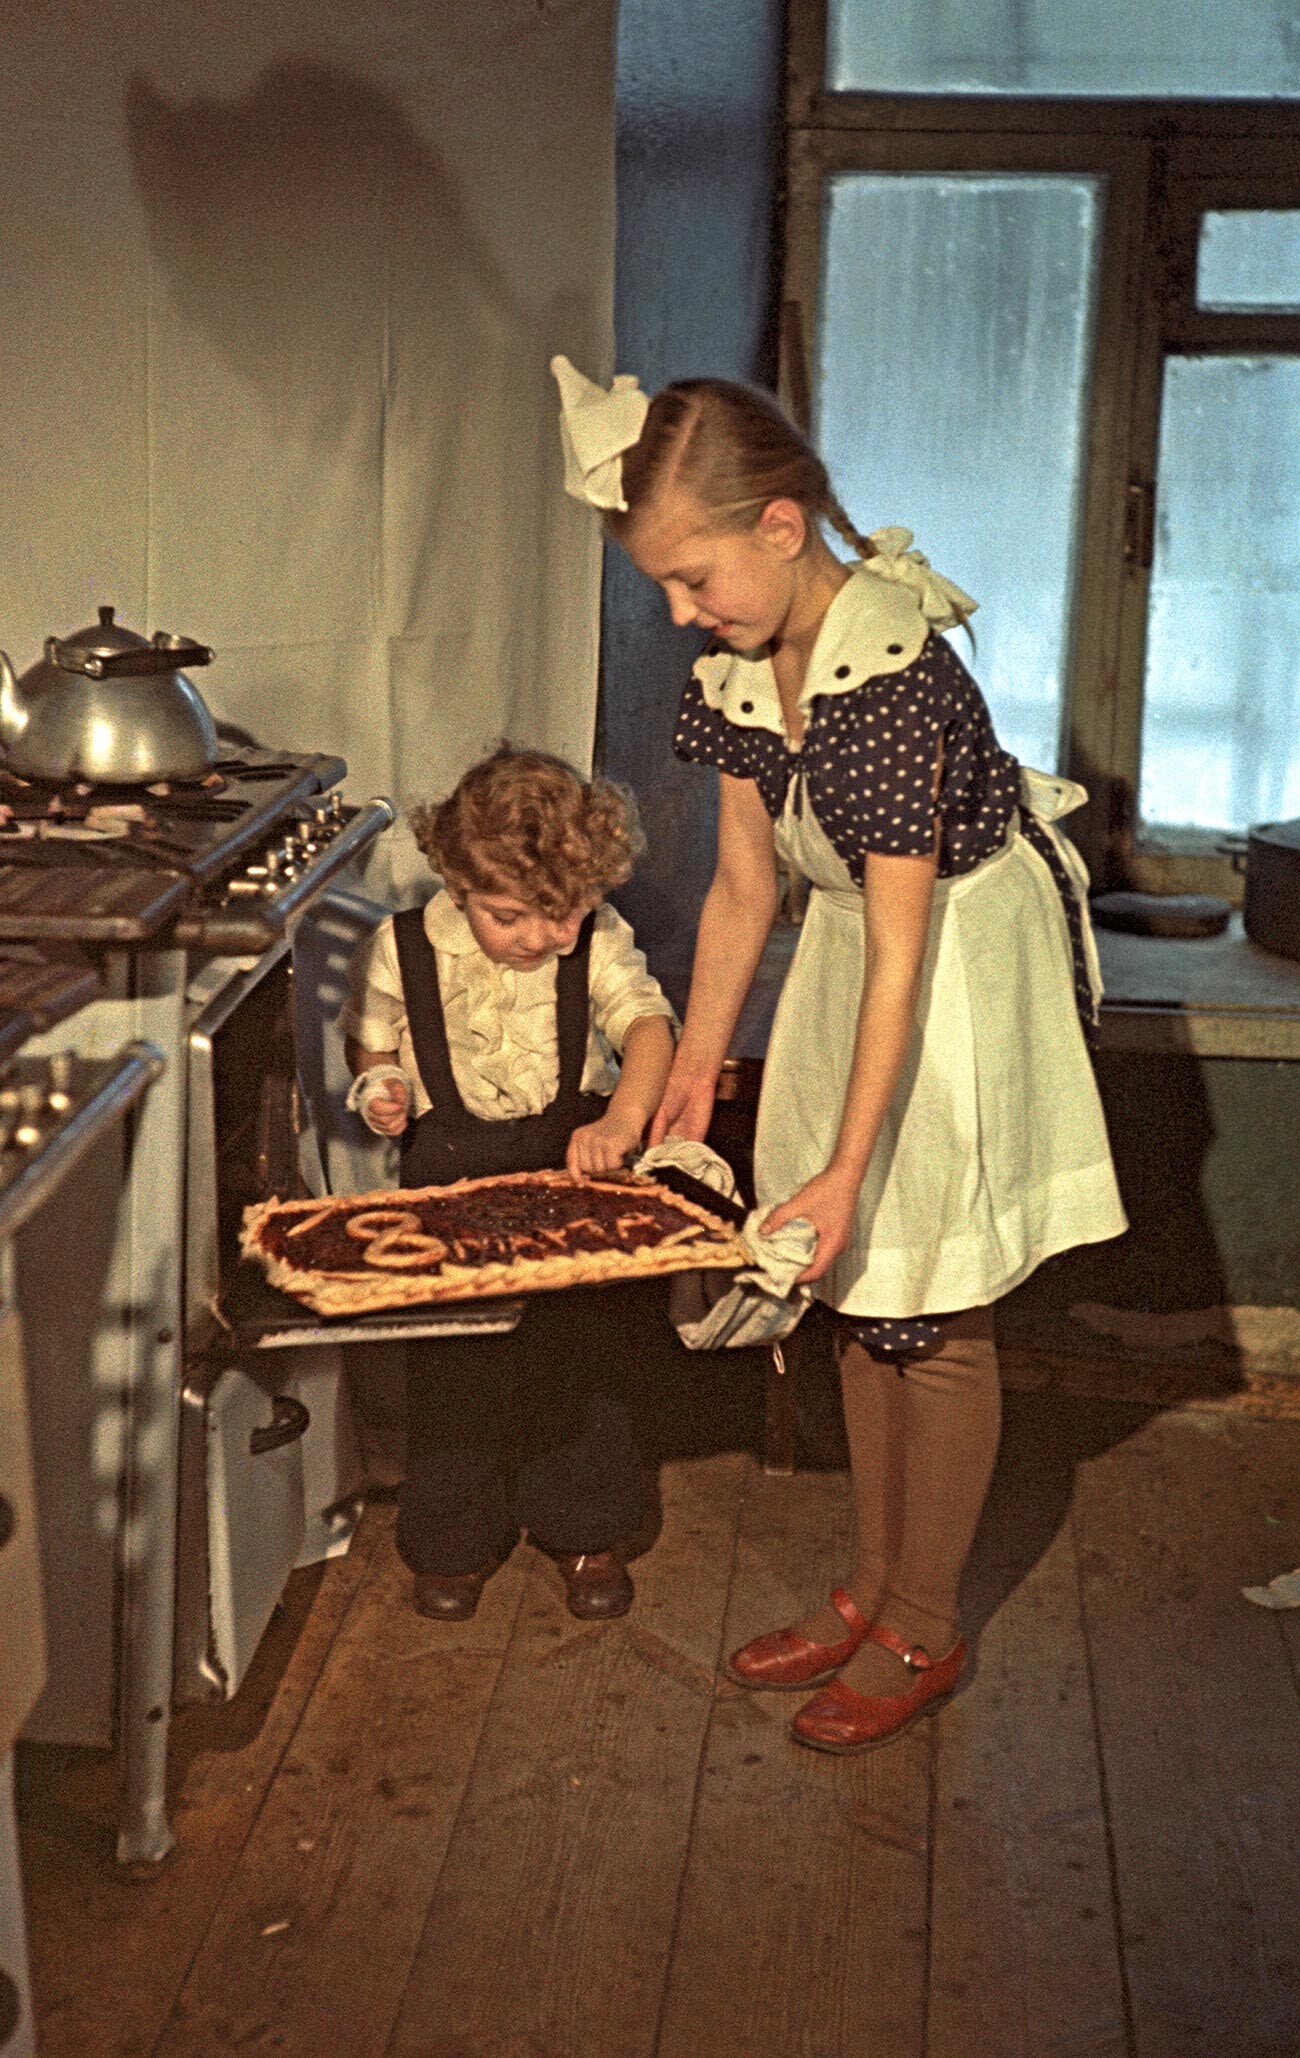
[675,632,1023,886]
[675,621,1101,1365]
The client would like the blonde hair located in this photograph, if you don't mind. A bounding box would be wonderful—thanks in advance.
[409,743,644,919]
[608,378,878,560]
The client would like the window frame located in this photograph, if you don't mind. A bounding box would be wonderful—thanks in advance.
[782,8,1300,895]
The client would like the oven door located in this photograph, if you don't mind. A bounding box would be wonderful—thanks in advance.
[180,948,366,1703]
[0,1298,44,1757]
[185,941,301,1355]
[173,1357,312,1704]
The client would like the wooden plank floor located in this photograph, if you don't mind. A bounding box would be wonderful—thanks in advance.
[17,1380,1300,2058]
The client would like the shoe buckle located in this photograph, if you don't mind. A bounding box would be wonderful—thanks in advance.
[869,1623,934,1671]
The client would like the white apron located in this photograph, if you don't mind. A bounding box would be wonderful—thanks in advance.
[754,773,1128,1319]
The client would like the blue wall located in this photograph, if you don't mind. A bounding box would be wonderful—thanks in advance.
[601,0,786,971]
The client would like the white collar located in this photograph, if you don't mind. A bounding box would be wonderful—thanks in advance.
[422,888,483,956]
[421,888,592,965]
[689,536,976,737]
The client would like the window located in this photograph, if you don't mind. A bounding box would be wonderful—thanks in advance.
[826,0,1300,100]
[1198,211,1300,312]
[783,5,1300,892]
[816,170,1102,773]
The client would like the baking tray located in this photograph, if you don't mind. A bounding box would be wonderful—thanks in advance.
[213,1256,525,1351]
[215,1164,746,1350]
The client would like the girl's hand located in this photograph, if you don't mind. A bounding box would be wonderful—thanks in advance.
[647,1065,717,1147]
[364,1078,410,1137]
[566,1109,643,1176]
[761,1168,860,1284]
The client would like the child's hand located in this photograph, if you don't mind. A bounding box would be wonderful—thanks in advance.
[566,1110,642,1177]
[362,1076,410,1137]
[761,1168,859,1283]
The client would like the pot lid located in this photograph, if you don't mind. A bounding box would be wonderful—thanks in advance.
[1251,818,1300,853]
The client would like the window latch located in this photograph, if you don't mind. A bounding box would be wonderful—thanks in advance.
[1124,480,1156,569]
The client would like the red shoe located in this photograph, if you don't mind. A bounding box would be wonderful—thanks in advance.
[725,1587,872,1691]
[789,1624,966,1752]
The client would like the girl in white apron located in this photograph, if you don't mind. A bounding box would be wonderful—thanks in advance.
[551,357,1126,1752]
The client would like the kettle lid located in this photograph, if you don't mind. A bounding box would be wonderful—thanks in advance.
[48,606,150,664]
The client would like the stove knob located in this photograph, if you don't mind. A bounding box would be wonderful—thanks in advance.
[15,1082,46,1149]
[47,1050,76,1113]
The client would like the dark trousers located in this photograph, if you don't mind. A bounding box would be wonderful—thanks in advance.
[396,1282,648,1577]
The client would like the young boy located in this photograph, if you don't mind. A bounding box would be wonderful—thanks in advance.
[339,743,676,1622]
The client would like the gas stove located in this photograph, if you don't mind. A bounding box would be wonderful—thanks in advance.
[0,746,393,951]
[5,736,402,1871]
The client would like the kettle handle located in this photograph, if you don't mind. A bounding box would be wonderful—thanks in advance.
[46,635,214,679]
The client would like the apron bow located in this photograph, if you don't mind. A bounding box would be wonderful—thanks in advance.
[1020,766,1103,1016]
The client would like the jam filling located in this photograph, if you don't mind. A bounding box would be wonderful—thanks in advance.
[261,1176,733,1273]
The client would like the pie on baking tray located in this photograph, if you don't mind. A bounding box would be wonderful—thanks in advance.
[240,1167,749,1317]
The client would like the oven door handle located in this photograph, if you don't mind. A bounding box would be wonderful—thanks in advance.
[249,1393,311,1456]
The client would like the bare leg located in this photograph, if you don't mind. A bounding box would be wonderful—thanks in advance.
[834,1305,1001,1697]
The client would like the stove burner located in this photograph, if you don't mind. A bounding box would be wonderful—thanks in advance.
[0,745,354,942]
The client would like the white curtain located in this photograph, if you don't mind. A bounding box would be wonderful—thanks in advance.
[0,0,616,901]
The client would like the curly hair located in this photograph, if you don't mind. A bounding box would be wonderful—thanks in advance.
[409,743,645,918]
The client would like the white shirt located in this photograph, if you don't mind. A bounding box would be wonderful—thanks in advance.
[337,889,677,1122]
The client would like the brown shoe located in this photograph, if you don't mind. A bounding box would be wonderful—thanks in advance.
[548,1549,634,1620]
[412,1566,494,1621]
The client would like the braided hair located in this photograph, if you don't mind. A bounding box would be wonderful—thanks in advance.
[608,378,877,560]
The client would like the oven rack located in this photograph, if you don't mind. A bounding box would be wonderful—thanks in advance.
[209,1257,525,1351]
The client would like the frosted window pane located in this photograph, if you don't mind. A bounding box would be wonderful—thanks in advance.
[815,174,1101,772]
[829,0,1300,97]
[1198,212,1300,312]
[1140,358,1300,834]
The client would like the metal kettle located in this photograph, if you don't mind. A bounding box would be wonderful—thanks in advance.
[0,606,219,783]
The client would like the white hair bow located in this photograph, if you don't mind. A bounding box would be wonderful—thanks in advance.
[863,526,977,630]
[550,354,650,512]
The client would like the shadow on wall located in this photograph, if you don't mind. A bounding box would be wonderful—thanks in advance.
[601,0,785,959]
[122,61,603,765]
[123,60,524,395]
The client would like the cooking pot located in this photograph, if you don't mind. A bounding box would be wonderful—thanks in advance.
[0,606,218,783]
[1241,820,1300,964]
